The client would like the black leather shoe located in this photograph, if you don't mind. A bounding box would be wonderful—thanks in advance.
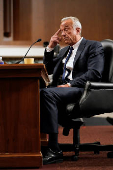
[43,148,63,165]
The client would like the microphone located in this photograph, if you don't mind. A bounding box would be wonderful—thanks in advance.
[15,38,42,64]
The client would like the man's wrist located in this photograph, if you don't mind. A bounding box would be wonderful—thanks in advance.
[46,46,54,52]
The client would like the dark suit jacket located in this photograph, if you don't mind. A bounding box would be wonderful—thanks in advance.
[43,38,104,87]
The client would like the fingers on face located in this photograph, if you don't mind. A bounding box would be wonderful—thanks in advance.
[53,30,62,42]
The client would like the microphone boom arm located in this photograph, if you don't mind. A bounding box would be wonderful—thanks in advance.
[15,39,42,64]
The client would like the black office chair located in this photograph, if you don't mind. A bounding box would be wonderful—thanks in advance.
[59,39,113,160]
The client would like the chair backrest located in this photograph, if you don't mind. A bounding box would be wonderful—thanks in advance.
[101,39,113,83]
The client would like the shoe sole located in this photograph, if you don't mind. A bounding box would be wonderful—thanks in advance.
[43,158,63,165]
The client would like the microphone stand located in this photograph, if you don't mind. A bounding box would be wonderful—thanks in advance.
[15,39,41,64]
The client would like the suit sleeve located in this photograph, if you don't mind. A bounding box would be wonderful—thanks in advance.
[43,49,59,75]
[70,41,105,87]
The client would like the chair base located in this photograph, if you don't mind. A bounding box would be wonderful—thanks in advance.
[107,152,113,158]
[59,141,101,152]
[59,142,113,161]
[62,119,113,161]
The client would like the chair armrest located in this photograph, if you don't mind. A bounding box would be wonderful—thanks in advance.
[79,81,113,116]
[86,81,113,89]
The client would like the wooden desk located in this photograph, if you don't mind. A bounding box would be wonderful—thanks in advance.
[0,64,49,168]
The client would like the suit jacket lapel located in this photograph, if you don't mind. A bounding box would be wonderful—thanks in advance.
[58,46,70,62]
[52,46,69,84]
[73,38,87,66]
[53,46,69,74]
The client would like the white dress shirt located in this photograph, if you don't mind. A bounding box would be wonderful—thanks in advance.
[62,37,83,80]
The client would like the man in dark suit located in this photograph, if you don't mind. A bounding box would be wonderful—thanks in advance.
[40,16,104,165]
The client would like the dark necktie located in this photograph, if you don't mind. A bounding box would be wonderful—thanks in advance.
[62,46,73,82]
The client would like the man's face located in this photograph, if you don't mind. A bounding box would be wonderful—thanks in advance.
[60,19,80,46]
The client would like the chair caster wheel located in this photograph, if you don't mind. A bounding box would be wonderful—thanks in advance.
[107,152,113,158]
[71,155,79,161]
[94,150,99,154]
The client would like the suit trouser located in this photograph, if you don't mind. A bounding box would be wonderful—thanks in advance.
[40,87,84,134]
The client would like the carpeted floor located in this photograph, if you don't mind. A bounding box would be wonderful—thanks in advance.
[3,124,113,170]
[41,125,113,170]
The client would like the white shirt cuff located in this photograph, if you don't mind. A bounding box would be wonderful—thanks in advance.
[46,46,54,52]
[67,83,71,87]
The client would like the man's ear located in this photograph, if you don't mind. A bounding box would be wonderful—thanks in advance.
[76,27,81,34]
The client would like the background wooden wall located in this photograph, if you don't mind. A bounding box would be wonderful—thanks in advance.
[0,0,113,46]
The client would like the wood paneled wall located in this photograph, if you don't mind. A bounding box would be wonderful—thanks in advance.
[13,0,32,41]
[0,0,113,45]
[0,0,3,41]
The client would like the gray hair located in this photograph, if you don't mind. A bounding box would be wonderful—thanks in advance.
[61,16,82,34]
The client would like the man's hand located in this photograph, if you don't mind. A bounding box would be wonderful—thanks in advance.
[57,84,70,87]
[48,29,61,48]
